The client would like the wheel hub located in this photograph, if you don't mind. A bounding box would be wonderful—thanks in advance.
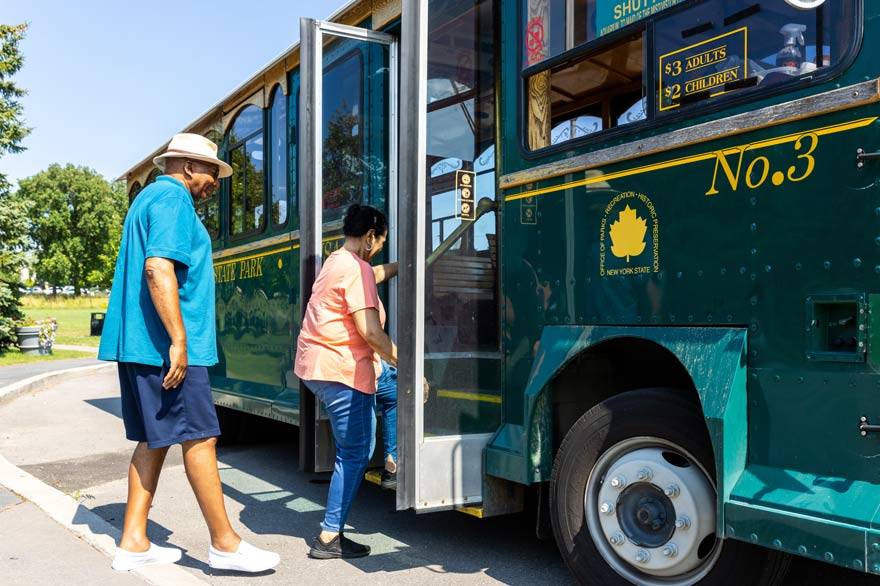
[617,483,676,547]
[586,441,718,583]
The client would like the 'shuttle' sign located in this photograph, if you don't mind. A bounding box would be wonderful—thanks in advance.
[596,0,686,37]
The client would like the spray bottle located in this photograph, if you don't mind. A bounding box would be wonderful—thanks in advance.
[776,24,807,68]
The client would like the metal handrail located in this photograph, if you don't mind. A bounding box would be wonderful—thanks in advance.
[426,197,497,267]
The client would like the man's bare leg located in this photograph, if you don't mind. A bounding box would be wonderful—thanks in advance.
[182,437,241,552]
[119,442,169,552]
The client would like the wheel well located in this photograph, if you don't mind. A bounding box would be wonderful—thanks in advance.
[550,336,700,451]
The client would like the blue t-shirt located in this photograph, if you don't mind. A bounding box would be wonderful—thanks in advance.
[98,176,218,366]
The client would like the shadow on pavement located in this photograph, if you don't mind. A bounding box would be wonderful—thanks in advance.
[76,405,873,584]
[215,437,572,585]
[84,397,123,418]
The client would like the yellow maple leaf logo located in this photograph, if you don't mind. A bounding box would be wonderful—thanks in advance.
[609,205,647,262]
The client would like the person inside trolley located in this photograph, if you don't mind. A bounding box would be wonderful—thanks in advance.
[294,203,399,559]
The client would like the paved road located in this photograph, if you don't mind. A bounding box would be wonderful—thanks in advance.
[0,371,571,585]
[0,357,100,388]
[0,370,876,585]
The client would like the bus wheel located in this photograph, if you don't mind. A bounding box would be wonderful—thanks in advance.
[550,388,789,586]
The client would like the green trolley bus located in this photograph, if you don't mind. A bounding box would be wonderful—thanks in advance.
[121,0,880,583]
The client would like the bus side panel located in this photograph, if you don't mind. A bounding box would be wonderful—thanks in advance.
[210,242,298,419]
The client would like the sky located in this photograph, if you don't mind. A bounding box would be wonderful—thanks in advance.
[2,0,345,186]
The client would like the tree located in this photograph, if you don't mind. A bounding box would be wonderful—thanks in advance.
[18,165,126,294]
[0,23,30,350]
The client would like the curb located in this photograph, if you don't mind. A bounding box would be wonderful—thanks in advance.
[0,362,114,406]
[0,455,210,586]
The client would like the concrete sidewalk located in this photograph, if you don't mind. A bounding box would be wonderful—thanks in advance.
[0,484,146,586]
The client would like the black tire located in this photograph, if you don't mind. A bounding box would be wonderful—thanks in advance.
[550,388,790,586]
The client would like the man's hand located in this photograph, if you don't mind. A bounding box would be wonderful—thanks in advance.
[423,377,430,403]
[163,342,188,389]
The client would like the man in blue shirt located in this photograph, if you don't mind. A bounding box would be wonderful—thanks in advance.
[99,133,279,573]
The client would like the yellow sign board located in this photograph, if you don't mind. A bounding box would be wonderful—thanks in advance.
[658,27,748,112]
[456,170,477,221]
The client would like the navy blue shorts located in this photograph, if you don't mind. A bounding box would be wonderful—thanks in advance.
[118,362,220,449]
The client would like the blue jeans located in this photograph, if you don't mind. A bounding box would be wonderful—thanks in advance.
[373,362,398,463]
[305,379,375,533]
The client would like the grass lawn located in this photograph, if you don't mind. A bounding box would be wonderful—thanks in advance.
[0,348,96,367]
[22,296,109,348]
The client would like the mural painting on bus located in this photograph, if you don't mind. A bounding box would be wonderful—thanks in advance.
[212,248,295,397]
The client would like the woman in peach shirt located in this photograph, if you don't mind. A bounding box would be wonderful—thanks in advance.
[294,204,398,559]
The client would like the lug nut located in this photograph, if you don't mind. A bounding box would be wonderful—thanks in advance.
[600,502,615,515]
[610,475,627,489]
[664,484,680,498]
[662,544,678,558]
[637,468,653,481]
[635,549,651,564]
[675,516,691,530]
[610,533,624,546]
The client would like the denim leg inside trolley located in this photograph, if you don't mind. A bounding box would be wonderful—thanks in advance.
[373,361,398,464]
[304,379,376,533]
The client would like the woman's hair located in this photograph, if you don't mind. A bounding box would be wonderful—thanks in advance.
[342,204,388,238]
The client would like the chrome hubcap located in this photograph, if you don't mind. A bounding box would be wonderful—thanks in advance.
[585,437,721,585]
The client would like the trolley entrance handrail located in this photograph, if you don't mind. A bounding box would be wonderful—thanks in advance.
[426,197,497,268]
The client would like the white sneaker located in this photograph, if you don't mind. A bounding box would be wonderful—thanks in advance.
[208,540,280,573]
[112,543,182,571]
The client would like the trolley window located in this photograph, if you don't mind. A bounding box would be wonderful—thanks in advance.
[321,52,364,220]
[127,181,142,203]
[522,0,860,151]
[145,168,160,186]
[268,86,288,228]
[655,1,857,113]
[227,105,266,238]
[196,195,220,240]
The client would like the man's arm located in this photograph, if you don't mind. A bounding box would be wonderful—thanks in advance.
[144,257,188,389]
[372,261,399,285]
[351,307,397,367]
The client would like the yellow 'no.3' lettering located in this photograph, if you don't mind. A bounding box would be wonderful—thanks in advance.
[705,132,820,196]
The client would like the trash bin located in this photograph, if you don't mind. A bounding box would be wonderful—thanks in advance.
[90,312,105,336]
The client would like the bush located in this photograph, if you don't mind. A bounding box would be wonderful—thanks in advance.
[0,282,23,350]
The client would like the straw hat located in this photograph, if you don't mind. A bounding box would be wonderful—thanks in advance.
[153,133,233,178]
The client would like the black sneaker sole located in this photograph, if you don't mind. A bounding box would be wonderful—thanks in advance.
[308,547,370,559]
